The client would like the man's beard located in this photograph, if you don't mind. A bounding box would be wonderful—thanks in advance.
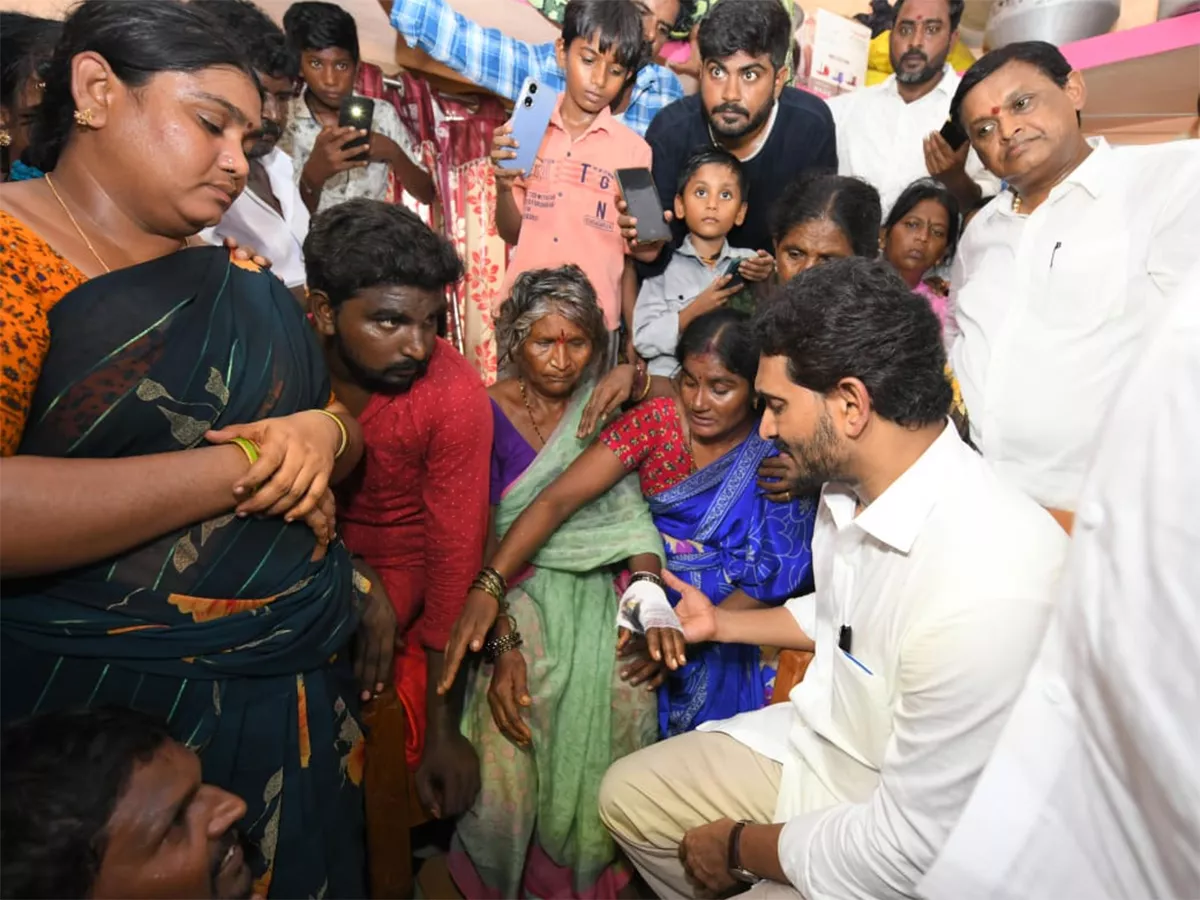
[706,94,776,140]
[334,331,426,394]
[246,118,283,160]
[890,47,948,85]
[775,409,846,492]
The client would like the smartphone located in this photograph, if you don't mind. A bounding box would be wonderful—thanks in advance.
[615,168,673,244]
[338,95,374,157]
[939,116,968,151]
[501,78,556,175]
[722,257,746,289]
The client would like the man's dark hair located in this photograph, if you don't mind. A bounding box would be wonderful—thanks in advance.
[673,0,700,35]
[304,198,464,307]
[754,257,952,427]
[770,173,881,259]
[193,0,299,82]
[893,0,965,32]
[698,0,792,71]
[283,0,359,63]
[884,177,962,265]
[1,707,174,899]
[951,40,1078,127]
[675,145,748,199]
[561,0,649,74]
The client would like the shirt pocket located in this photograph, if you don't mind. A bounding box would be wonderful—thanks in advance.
[1037,235,1130,330]
[829,649,893,769]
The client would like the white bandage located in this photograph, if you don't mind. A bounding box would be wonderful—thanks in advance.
[617,579,682,635]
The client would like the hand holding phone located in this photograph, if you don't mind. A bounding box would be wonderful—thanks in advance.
[301,125,370,189]
[500,78,556,175]
[939,117,968,152]
[338,95,375,157]
[615,168,673,244]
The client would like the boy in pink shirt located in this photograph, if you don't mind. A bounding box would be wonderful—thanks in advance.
[491,0,656,364]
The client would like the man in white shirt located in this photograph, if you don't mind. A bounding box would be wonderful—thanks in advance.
[598,257,1067,899]
[946,40,1200,524]
[195,0,310,298]
[825,0,996,218]
[921,263,1200,900]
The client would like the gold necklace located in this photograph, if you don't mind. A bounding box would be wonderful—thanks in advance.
[45,172,111,273]
[518,378,546,446]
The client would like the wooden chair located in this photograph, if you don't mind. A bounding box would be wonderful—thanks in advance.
[362,690,430,898]
[769,649,815,704]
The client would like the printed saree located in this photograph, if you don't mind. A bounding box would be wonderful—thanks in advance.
[1,247,365,898]
[452,384,664,898]
[649,430,816,735]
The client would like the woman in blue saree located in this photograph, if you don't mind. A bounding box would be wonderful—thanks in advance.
[442,309,816,736]
[0,3,388,895]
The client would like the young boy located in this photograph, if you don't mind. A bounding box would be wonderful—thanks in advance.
[282,1,434,213]
[490,0,653,366]
[632,147,773,375]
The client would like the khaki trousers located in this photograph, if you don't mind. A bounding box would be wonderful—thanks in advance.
[599,731,800,899]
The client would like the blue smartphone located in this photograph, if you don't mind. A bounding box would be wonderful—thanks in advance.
[501,78,556,176]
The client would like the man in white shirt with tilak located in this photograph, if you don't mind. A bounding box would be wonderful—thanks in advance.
[825,0,997,219]
[599,257,1067,899]
[921,263,1200,900]
[946,40,1200,527]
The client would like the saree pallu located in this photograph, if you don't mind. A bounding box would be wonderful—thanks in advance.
[649,431,817,736]
[1,247,365,898]
[452,384,663,898]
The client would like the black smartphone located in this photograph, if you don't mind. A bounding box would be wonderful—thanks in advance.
[615,168,673,243]
[722,257,746,289]
[939,116,968,151]
[338,95,374,157]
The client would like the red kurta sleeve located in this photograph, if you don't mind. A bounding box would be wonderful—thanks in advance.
[418,361,494,650]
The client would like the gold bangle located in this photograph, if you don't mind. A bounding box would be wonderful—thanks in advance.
[637,369,653,402]
[314,408,349,459]
[230,437,260,466]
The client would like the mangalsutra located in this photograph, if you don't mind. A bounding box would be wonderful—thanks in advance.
[518,378,546,446]
[1011,191,1023,214]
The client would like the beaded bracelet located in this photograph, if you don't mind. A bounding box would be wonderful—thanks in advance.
[314,408,349,460]
[629,571,665,591]
[483,630,523,662]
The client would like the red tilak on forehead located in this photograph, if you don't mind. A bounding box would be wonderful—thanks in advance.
[991,106,1001,115]
[555,330,568,347]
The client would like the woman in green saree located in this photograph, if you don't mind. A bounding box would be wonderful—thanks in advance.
[448,266,683,898]
[0,3,390,896]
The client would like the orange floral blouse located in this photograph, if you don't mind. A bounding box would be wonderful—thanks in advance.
[0,210,87,456]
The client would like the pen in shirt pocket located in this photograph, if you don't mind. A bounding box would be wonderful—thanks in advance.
[842,650,874,676]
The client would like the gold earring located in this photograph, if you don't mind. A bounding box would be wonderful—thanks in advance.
[0,129,11,148]
[73,108,95,127]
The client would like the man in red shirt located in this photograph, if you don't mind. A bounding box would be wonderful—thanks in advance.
[305,198,491,819]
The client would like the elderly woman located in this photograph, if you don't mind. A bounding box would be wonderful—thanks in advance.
[451,265,677,899]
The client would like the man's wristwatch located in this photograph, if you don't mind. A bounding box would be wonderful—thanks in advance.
[727,820,762,884]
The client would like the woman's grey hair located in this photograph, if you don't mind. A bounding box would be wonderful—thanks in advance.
[494,264,609,373]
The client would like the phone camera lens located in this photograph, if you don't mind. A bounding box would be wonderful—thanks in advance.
[524,96,533,108]
[528,83,538,94]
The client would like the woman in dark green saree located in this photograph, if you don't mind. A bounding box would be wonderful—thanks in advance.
[0,2,385,896]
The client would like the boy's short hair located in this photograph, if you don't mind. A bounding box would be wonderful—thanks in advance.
[561,0,650,74]
[283,1,359,63]
[304,198,463,307]
[675,146,748,200]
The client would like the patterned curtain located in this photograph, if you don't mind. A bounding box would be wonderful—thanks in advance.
[429,92,510,384]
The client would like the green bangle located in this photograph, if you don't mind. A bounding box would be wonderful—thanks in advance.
[230,437,260,466]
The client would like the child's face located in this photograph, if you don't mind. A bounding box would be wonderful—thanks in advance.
[882,198,950,278]
[556,34,633,117]
[673,163,747,241]
[300,47,356,111]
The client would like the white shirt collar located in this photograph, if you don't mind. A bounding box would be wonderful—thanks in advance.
[989,136,1112,221]
[820,422,960,553]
